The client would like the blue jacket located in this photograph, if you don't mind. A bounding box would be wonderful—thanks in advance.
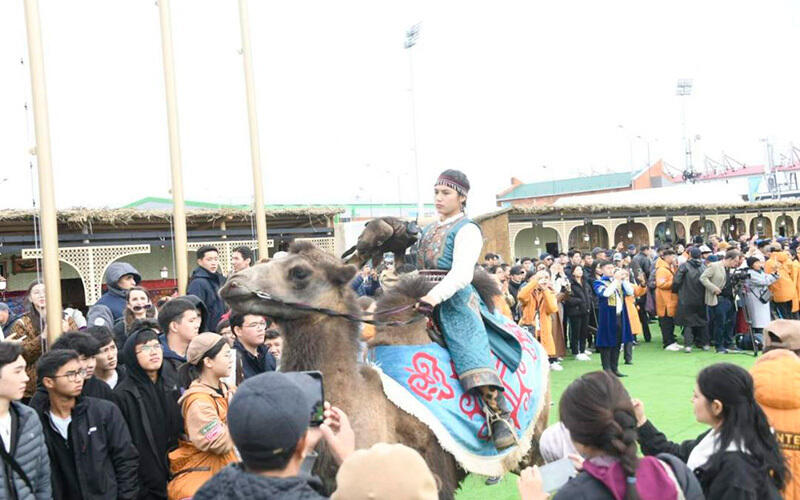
[593,276,634,348]
[186,267,226,332]
[158,334,186,394]
[351,275,380,296]
[95,262,141,320]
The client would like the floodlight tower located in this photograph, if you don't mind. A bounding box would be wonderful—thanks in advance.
[405,23,423,221]
[676,79,694,179]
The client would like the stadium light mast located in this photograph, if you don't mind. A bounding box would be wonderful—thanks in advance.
[405,23,424,221]
[676,79,694,178]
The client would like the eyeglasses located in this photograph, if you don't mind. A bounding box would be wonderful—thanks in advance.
[131,304,153,312]
[245,321,268,330]
[50,369,87,382]
[135,344,163,355]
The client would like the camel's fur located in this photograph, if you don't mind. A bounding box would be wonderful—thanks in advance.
[221,242,549,498]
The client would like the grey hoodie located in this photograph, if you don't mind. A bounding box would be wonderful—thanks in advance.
[94,262,142,320]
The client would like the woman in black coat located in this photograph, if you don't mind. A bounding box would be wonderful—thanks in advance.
[563,266,592,360]
[633,363,786,500]
[672,252,709,351]
[114,321,182,499]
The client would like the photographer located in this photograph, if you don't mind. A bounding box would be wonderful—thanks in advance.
[742,257,779,336]
[699,250,741,353]
[351,265,380,297]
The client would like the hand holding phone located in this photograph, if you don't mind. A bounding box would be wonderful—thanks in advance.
[537,457,578,493]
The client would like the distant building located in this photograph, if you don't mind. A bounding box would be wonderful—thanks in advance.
[496,161,674,207]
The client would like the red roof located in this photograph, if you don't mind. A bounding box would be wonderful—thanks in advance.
[669,163,800,183]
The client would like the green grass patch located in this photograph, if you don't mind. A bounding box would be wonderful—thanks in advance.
[455,323,757,499]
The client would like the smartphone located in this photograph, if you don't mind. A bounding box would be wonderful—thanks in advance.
[538,457,577,493]
[284,371,325,426]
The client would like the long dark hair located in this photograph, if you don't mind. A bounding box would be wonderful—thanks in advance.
[177,338,227,390]
[24,280,45,336]
[697,363,787,490]
[560,371,640,500]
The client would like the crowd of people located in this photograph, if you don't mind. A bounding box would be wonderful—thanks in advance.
[0,186,798,497]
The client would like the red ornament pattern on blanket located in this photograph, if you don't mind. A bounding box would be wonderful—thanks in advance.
[405,352,456,402]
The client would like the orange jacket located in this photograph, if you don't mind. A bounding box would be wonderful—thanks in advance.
[625,283,647,335]
[654,258,678,317]
[765,252,798,309]
[518,279,559,356]
[168,381,238,500]
[493,295,513,320]
[751,349,800,500]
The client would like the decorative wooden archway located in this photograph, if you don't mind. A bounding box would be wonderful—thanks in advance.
[22,244,151,305]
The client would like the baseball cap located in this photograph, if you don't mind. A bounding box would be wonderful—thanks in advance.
[186,333,224,364]
[690,247,702,259]
[764,320,800,352]
[332,443,437,500]
[612,252,623,261]
[699,245,712,254]
[627,244,636,251]
[228,372,310,469]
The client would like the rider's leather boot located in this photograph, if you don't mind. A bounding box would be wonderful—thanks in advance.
[477,386,517,451]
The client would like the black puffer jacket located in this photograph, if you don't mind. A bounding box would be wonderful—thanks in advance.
[194,464,327,500]
[31,396,139,500]
[186,268,226,332]
[564,276,592,317]
[672,259,708,327]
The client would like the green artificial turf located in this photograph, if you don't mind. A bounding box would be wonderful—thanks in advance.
[455,323,757,500]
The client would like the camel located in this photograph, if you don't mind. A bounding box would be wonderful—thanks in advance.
[221,241,550,498]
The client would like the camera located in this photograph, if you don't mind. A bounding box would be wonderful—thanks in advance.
[731,268,750,284]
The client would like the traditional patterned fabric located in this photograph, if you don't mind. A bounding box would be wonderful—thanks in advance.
[369,325,549,476]
[416,216,475,271]
[593,277,634,348]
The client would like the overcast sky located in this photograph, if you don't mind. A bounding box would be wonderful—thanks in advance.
[1,0,798,214]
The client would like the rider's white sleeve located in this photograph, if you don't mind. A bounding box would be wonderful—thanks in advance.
[427,223,483,305]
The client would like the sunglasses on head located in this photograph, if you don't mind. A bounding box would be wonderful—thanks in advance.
[131,304,153,312]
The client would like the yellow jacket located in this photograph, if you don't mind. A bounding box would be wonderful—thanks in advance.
[625,283,647,335]
[518,279,558,356]
[765,252,798,309]
[751,350,800,500]
[654,258,678,317]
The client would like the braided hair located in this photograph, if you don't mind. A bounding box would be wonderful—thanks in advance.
[560,371,640,500]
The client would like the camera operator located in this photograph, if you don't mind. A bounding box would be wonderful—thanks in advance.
[741,257,779,337]
[699,250,742,353]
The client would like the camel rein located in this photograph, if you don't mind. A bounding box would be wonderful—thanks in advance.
[246,289,426,327]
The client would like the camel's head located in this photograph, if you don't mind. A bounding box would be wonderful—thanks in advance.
[221,241,358,321]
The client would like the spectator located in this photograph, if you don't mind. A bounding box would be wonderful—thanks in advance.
[351,266,380,297]
[592,262,634,377]
[621,268,646,364]
[484,253,499,267]
[742,257,779,336]
[86,304,114,331]
[48,332,117,404]
[168,333,237,499]
[33,349,139,500]
[751,326,800,500]
[230,313,275,381]
[521,257,534,273]
[7,281,77,400]
[699,250,742,353]
[186,246,227,331]
[216,319,235,347]
[673,248,710,353]
[0,342,51,499]
[181,294,210,333]
[156,298,201,393]
[94,262,141,321]
[564,250,582,278]
[194,372,361,500]
[507,265,526,320]
[112,286,155,349]
[265,329,283,366]
[518,271,561,370]
[655,249,681,351]
[0,303,10,338]
[765,246,798,320]
[489,265,515,320]
[519,371,703,500]
[634,363,787,499]
[537,422,578,464]
[87,325,126,389]
[114,324,182,499]
[564,265,592,361]
[231,246,253,273]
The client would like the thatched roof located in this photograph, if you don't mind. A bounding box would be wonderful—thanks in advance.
[0,206,344,227]
[505,200,800,216]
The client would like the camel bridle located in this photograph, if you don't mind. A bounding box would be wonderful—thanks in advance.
[242,287,426,327]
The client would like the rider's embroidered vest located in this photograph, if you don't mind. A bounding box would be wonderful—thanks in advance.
[416,215,480,271]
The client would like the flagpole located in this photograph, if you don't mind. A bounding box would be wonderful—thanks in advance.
[157,0,188,293]
[238,0,269,259]
[23,0,63,344]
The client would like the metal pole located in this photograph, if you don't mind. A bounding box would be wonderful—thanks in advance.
[407,48,423,220]
[238,0,269,259]
[157,0,188,294]
[24,0,62,344]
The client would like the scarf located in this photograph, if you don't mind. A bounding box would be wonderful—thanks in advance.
[686,429,745,471]
[582,455,680,500]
